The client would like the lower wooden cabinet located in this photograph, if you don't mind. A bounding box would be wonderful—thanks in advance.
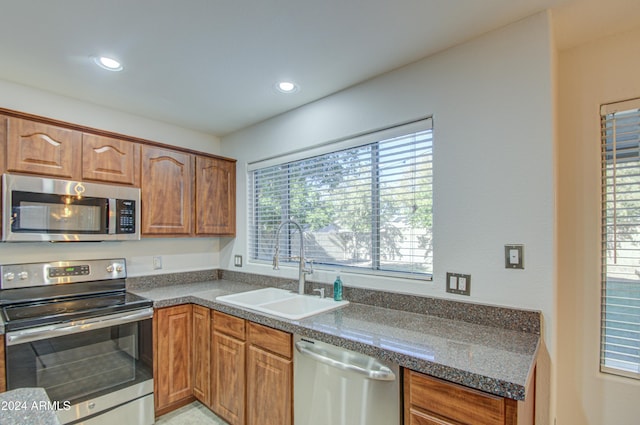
[192,305,211,405]
[155,305,194,415]
[404,369,535,425]
[211,311,246,425]
[246,322,293,425]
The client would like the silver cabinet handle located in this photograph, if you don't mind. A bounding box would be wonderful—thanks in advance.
[6,307,154,346]
[295,340,396,381]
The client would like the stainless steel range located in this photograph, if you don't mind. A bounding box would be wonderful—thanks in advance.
[1,258,154,425]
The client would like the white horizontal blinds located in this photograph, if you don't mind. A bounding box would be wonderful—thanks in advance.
[248,119,433,278]
[601,98,640,379]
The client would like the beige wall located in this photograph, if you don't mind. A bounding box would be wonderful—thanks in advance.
[557,26,640,424]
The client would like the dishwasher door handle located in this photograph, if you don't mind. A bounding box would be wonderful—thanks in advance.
[295,340,396,381]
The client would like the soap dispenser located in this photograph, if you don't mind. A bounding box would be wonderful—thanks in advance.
[333,273,343,301]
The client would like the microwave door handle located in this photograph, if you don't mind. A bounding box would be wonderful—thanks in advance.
[5,307,154,346]
[108,198,116,234]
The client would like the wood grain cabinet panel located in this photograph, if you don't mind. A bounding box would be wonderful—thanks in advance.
[195,156,236,236]
[404,369,535,425]
[7,117,81,179]
[247,323,292,425]
[82,134,140,186]
[155,305,193,413]
[192,305,210,406]
[212,330,246,425]
[141,146,193,235]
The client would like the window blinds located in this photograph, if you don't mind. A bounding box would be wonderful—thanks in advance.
[601,99,640,379]
[248,118,433,278]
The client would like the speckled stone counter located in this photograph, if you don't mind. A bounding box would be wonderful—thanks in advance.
[0,388,61,425]
[131,279,539,401]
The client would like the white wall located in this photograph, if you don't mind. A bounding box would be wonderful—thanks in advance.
[222,12,556,424]
[557,26,640,425]
[0,79,223,275]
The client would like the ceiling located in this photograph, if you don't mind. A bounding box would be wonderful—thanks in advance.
[0,0,636,137]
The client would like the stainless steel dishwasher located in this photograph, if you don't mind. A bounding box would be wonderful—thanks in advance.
[294,335,400,425]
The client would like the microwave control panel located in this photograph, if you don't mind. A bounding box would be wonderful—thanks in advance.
[116,199,136,234]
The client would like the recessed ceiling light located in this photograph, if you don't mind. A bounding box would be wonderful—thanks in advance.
[93,56,123,72]
[275,81,299,93]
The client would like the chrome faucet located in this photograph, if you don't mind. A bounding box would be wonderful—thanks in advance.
[272,219,313,294]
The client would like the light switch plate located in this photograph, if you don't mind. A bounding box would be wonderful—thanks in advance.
[505,244,524,269]
[234,255,243,267]
[446,272,471,296]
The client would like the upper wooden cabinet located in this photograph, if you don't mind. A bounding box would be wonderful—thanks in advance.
[82,134,140,186]
[141,146,194,236]
[195,156,236,236]
[6,117,82,179]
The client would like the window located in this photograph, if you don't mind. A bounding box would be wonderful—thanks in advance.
[248,118,433,279]
[601,99,640,379]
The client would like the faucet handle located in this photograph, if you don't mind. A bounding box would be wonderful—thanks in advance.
[313,288,325,299]
[304,259,314,274]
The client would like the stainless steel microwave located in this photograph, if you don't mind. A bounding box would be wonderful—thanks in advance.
[2,174,140,242]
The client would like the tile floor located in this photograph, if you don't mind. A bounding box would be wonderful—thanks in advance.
[155,402,228,425]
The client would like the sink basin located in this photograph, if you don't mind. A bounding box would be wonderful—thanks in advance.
[216,287,349,320]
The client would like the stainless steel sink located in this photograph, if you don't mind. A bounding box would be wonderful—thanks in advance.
[216,287,349,320]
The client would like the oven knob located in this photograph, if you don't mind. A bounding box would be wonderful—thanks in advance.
[4,272,15,281]
[106,265,114,273]
[18,271,28,280]
[115,264,123,273]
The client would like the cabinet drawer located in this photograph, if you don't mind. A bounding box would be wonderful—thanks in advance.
[405,370,504,425]
[213,311,246,340]
[248,322,292,359]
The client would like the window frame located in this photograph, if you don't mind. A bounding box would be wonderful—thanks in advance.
[247,117,434,281]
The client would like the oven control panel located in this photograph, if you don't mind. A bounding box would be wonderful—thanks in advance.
[0,258,126,289]
[48,265,91,278]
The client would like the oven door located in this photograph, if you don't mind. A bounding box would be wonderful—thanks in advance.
[5,308,154,424]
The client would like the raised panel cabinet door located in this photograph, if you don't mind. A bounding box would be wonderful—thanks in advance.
[192,305,210,406]
[141,146,193,235]
[195,156,236,236]
[156,305,193,410]
[247,346,292,425]
[7,117,81,179]
[82,134,140,186]
[212,331,245,425]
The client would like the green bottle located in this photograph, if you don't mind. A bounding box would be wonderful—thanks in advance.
[333,274,343,301]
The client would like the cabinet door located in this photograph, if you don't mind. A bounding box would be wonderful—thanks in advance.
[155,305,193,411]
[247,345,292,425]
[192,305,210,406]
[141,146,193,235]
[7,117,81,179]
[195,156,236,236]
[212,331,245,425]
[82,134,140,186]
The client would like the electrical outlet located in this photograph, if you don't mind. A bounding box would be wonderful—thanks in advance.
[152,256,163,270]
[445,272,471,296]
[234,255,243,267]
[505,244,524,269]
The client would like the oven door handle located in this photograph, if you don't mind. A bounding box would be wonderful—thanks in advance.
[5,307,154,346]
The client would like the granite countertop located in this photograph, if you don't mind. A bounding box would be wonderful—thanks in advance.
[0,388,61,425]
[131,279,539,401]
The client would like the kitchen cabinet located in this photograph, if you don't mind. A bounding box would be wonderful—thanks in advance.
[192,304,210,406]
[141,146,194,236]
[155,304,194,415]
[195,156,236,236]
[6,117,82,179]
[82,134,140,186]
[403,369,535,425]
[246,322,293,425]
[211,311,246,425]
